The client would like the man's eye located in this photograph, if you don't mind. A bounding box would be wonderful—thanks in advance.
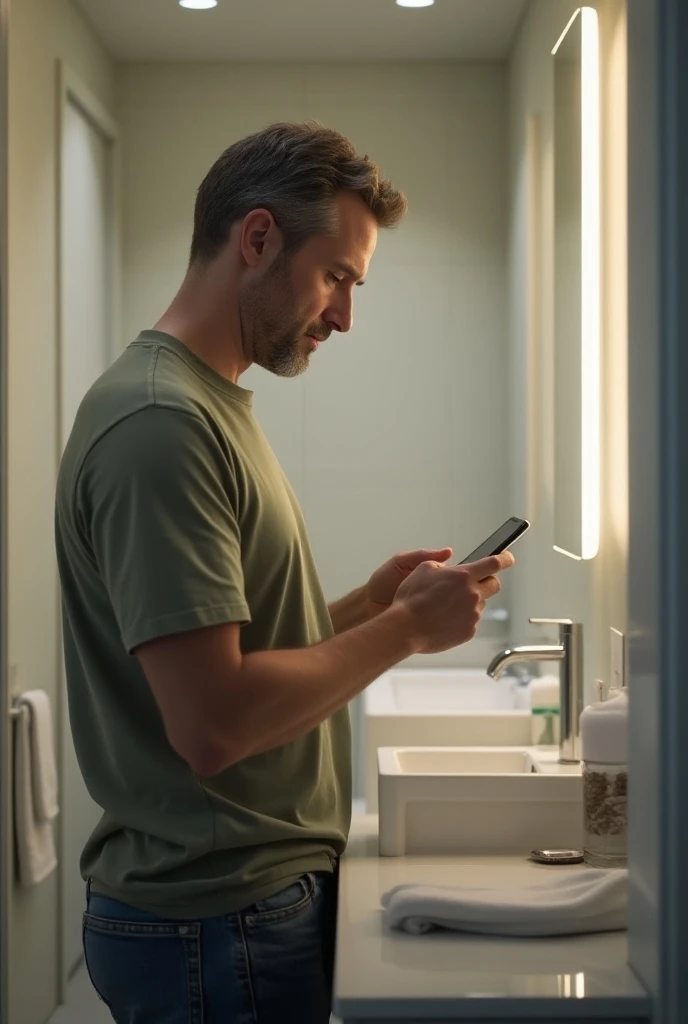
[327,272,343,284]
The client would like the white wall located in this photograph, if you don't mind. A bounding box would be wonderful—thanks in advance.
[506,0,627,696]
[6,0,114,1020]
[116,62,511,667]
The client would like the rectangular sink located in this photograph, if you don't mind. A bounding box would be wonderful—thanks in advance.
[363,669,531,811]
[394,747,534,775]
[378,746,582,857]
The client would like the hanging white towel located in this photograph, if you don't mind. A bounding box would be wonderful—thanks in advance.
[14,690,59,886]
[381,869,628,938]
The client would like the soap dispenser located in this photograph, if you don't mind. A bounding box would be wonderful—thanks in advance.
[580,689,628,868]
[529,675,560,746]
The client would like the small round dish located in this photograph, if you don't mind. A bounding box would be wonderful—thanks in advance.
[529,849,585,865]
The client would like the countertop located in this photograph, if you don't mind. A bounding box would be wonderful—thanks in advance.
[333,815,651,1022]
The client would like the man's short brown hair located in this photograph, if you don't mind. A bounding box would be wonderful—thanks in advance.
[190,121,407,264]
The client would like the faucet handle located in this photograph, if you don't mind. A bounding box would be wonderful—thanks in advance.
[529,618,582,638]
[529,618,573,626]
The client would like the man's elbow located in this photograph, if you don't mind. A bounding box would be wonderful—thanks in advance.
[173,733,246,778]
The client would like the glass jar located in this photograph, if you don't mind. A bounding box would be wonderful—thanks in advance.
[582,759,627,868]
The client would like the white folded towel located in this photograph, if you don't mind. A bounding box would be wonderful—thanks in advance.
[14,690,60,886]
[381,869,628,937]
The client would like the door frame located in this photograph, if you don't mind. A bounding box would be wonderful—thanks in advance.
[654,0,688,1017]
[626,0,688,1019]
[54,60,120,997]
[56,60,121,408]
[0,0,9,1021]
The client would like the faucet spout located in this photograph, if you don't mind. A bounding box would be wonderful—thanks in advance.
[487,645,565,679]
[486,621,584,764]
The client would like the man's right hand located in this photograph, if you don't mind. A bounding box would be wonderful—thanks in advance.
[392,552,515,654]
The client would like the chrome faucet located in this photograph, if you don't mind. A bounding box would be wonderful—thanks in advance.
[487,618,584,764]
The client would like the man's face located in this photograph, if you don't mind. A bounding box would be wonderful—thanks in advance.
[239,192,378,378]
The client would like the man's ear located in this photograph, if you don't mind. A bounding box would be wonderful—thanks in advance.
[239,209,284,267]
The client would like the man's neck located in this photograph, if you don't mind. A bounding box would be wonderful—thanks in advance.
[153,267,249,384]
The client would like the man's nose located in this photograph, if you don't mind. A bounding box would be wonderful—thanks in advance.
[325,294,354,335]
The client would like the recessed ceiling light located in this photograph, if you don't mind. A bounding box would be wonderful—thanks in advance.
[179,0,218,9]
[396,0,435,7]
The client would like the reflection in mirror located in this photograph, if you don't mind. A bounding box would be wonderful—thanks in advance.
[552,7,600,560]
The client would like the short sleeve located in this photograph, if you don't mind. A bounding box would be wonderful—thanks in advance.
[78,406,251,653]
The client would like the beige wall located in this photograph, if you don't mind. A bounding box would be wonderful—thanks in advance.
[6,0,113,1020]
[506,0,628,696]
[116,61,512,668]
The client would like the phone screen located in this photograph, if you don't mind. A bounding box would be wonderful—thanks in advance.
[459,517,530,565]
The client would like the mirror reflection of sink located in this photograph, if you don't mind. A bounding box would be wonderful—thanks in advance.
[367,668,530,714]
[363,669,532,811]
[383,671,523,712]
[378,746,582,857]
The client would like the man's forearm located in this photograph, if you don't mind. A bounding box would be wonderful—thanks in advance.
[328,585,370,634]
[210,605,419,772]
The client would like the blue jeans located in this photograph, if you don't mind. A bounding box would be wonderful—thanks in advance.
[83,870,338,1023]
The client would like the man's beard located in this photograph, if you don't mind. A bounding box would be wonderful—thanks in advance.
[239,254,328,379]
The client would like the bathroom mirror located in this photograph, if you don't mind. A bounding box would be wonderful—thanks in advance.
[552,7,600,560]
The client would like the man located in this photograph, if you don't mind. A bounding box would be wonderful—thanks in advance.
[55,121,514,1024]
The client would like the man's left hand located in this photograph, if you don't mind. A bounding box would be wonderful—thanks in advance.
[366,547,453,618]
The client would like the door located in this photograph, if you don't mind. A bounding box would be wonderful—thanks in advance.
[58,66,118,984]
[627,0,688,1019]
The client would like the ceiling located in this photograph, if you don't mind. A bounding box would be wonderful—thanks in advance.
[73,0,528,62]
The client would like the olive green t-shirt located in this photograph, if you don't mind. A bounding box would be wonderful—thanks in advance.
[55,330,352,919]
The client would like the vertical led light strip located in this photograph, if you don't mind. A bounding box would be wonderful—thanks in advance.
[580,6,601,559]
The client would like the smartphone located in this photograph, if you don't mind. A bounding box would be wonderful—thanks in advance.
[458,516,530,565]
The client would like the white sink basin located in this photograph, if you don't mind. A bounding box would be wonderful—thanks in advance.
[394,747,535,775]
[378,746,582,857]
[363,669,531,811]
